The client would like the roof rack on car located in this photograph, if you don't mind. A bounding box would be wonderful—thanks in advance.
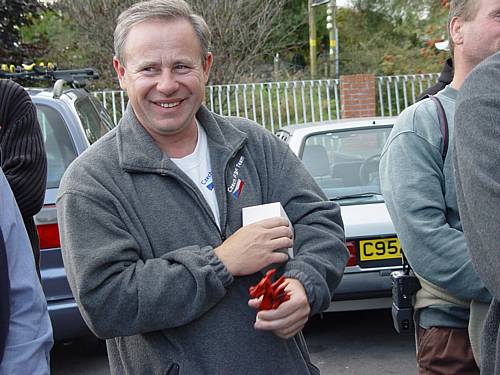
[0,63,99,98]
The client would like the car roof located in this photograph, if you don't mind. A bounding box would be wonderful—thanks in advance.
[277,116,397,137]
[26,87,90,100]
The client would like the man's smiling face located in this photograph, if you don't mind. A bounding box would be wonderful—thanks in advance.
[113,18,212,143]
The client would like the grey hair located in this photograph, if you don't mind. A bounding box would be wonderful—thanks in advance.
[448,0,480,55]
[114,0,211,65]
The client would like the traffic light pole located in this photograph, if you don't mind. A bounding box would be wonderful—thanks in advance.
[308,0,318,79]
[326,0,338,78]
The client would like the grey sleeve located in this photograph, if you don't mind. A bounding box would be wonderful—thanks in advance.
[379,110,490,302]
[57,190,232,339]
[271,146,348,316]
[454,52,500,300]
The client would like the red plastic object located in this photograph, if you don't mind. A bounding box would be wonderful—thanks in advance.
[249,269,291,311]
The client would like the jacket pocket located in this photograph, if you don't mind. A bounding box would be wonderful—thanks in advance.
[164,362,180,375]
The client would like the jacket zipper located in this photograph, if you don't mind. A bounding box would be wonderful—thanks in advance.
[157,139,246,243]
[219,141,246,242]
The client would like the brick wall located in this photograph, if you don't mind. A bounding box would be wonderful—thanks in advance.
[340,74,376,118]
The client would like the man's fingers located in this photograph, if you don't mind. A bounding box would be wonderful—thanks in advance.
[273,321,306,339]
[248,297,262,309]
[251,217,289,229]
[256,299,296,320]
[254,310,308,334]
[266,225,293,240]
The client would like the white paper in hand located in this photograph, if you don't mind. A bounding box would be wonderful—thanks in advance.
[242,202,294,258]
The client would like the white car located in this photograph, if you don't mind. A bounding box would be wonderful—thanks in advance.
[276,117,401,311]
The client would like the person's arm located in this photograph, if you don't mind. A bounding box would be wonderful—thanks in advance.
[0,99,47,218]
[273,145,348,316]
[454,52,500,300]
[0,172,52,375]
[247,144,348,338]
[379,108,490,303]
[58,188,237,339]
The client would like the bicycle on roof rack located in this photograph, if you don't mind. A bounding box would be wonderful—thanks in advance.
[0,62,99,98]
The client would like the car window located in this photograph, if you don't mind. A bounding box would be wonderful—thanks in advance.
[75,96,113,144]
[300,126,392,204]
[36,104,78,189]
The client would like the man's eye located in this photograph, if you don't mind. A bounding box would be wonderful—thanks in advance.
[175,65,189,71]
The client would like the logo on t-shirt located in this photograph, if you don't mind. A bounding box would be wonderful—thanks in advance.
[201,171,215,191]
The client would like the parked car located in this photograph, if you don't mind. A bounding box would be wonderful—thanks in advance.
[7,70,116,341]
[276,117,402,311]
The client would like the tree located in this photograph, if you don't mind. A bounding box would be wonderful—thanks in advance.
[28,0,306,87]
[53,0,134,88]
[330,0,449,75]
[0,0,44,63]
[189,0,306,83]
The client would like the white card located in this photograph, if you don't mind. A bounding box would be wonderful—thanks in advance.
[242,202,294,258]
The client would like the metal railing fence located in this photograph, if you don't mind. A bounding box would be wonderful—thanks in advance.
[93,73,439,130]
[377,74,440,117]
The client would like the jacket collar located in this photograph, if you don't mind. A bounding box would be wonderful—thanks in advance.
[117,103,247,173]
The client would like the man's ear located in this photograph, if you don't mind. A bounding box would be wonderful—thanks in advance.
[202,52,213,84]
[450,16,464,46]
[113,57,127,90]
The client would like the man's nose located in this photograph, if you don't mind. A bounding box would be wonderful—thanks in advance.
[156,70,179,94]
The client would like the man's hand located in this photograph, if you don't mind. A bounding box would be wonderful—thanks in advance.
[214,217,292,276]
[249,278,310,339]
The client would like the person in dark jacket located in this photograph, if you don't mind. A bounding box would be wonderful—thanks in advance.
[416,58,454,101]
[0,79,47,272]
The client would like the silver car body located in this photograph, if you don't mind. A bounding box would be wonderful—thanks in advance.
[31,87,114,341]
[276,117,401,312]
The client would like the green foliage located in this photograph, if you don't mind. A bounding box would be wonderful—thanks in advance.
[16,0,451,86]
[0,0,44,62]
[333,0,450,75]
[20,10,83,69]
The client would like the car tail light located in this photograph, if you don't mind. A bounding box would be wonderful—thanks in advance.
[345,240,357,267]
[37,223,60,250]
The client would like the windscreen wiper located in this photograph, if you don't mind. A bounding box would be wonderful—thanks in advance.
[330,192,382,200]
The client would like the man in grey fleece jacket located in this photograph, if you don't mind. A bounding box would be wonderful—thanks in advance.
[57,1,348,374]
[455,52,500,375]
[380,0,499,373]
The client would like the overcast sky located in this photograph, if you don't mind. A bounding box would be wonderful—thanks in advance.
[337,0,352,7]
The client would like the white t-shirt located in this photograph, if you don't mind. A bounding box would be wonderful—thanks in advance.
[171,122,221,229]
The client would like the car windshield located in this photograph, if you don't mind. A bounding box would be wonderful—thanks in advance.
[36,104,78,189]
[300,125,392,205]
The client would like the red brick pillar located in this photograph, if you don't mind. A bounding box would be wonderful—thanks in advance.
[340,74,376,118]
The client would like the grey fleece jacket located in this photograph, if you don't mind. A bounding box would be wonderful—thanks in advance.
[379,85,490,330]
[454,51,500,375]
[57,104,348,375]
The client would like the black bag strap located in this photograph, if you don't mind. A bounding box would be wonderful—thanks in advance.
[428,95,449,161]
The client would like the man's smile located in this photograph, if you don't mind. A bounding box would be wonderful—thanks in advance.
[157,101,181,109]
